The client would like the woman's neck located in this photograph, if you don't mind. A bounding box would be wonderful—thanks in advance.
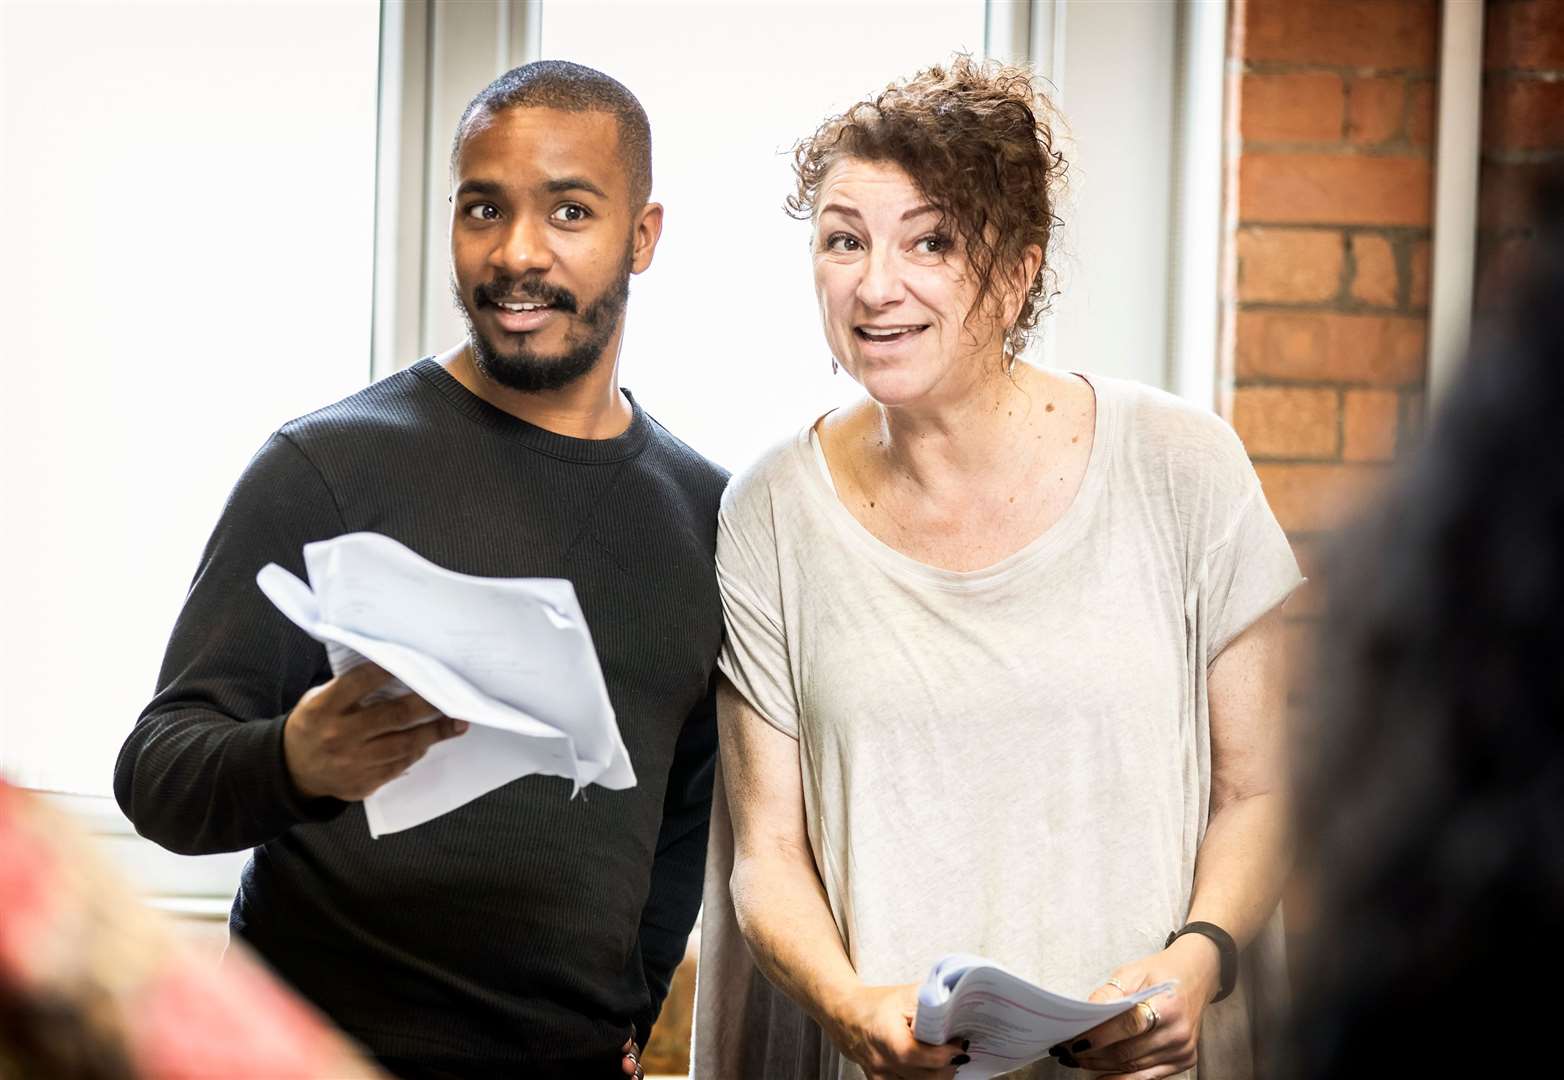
[866,361,1060,494]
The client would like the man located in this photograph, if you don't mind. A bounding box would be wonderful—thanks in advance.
[114,61,724,1079]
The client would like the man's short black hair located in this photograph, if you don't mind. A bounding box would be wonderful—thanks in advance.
[451,60,652,207]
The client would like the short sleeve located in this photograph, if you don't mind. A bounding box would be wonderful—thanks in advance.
[1201,476,1304,665]
[714,474,800,740]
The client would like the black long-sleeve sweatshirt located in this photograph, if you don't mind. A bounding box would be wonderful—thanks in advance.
[113,359,727,1075]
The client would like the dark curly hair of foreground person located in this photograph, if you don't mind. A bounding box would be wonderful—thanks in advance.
[1288,173,1564,1073]
[787,55,1069,357]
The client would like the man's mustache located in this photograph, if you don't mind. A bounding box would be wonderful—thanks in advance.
[475,278,579,314]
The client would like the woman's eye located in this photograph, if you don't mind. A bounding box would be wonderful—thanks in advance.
[826,233,862,252]
[916,234,948,254]
[552,203,590,223]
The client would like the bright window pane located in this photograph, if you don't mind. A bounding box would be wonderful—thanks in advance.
[541,0,987,472]
[0,0,381,795]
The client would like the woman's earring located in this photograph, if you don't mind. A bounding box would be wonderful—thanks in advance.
[831,357,839,375]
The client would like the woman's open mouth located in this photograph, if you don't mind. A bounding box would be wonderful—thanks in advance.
[854,324,929,345]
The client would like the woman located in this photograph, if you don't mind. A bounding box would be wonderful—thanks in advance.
[693,58,1299,1080]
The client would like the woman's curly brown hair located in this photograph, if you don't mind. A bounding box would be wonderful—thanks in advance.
[787,55,1068,358]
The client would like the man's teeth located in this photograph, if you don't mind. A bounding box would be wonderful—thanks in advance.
[498,301,547,312]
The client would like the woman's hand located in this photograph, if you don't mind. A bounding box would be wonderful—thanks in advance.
[1057,935,1221,1078]
[823,983,968,1080]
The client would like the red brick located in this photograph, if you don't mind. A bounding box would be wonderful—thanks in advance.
[1342,388,1400,461]
[1237,228,1344,303]
[1240,154,1432,226]
[1236,311,1428,385]
[1233,386,1340,459]
[1484,0,1564,71]
[1483,78,1564,154]
[1346,77,1406,145]
[1242,72,1344,143]
[1408,80,1437,147]
[1409,239,1431,308]
[1255,462,1390,533]
[1244,0,1438,70]
[1349,234,1399,306]
[1479,159,1552,230]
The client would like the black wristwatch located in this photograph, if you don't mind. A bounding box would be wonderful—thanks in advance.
[1166,922,1238,1002]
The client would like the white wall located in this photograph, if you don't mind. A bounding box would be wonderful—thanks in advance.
[0,0,381,796]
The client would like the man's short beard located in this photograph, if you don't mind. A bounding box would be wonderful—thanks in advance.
[454,246,633,394]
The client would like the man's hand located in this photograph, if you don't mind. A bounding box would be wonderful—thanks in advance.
[620,1035,644,1079]
[824,983,968,1080]
[282,662,467,801]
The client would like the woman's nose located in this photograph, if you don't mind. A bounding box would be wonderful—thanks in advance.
[854,248,906,308]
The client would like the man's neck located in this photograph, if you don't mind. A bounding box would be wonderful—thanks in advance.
[437,339,634,440]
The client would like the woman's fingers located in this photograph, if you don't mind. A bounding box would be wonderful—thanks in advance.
[1064,998,1155,1056]
[1075,993,1194,1073]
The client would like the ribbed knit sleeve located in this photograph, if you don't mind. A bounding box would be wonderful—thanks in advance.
[113,432,349,854]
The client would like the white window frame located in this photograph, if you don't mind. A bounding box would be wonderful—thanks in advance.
[987,0,1228,409]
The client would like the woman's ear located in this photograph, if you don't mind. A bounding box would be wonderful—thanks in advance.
[1007,243,1045,326]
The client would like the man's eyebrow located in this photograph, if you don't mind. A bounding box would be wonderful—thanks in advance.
[544,176,609,199]
[453,178,504,199]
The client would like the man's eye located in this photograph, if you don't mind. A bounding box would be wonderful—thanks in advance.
[552,204,590,223]
[826,233,862,252]
[464,203,500,221]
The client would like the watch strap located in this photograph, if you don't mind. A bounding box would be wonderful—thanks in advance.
[1165,921,1238,1002]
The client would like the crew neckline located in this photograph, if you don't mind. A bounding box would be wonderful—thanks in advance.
[410,357,650,464]
[796,372,1117,591]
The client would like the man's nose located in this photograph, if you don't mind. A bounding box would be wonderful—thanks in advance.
[855,248,906,309]
[491,215,554,277]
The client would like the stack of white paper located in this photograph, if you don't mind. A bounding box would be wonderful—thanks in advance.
[256,532,635,837]
[914,954,1174,1078]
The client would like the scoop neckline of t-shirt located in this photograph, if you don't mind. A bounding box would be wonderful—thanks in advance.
[794,371,1117,590]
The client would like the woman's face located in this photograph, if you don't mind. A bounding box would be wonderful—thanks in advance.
[812,158,994,408]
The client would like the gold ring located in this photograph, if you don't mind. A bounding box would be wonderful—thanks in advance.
[1105,978,1128,993]
[1136,999,1160,1033]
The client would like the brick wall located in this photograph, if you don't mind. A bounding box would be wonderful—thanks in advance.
[1477,0,1564,310]
[1222,0,1440,706]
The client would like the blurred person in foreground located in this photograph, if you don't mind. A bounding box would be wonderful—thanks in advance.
[693,58,1300,1079]
[0,777,382,1079]
[1289,174,1564,1073]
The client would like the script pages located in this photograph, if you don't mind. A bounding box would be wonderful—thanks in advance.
[914,954,1175,1078]
[257,532,636,837]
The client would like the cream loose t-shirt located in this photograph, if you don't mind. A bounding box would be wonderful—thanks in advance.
[692,375,1303,1080]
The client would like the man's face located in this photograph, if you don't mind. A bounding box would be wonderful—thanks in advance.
[450,107,640,392]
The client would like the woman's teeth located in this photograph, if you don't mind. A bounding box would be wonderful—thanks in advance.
[857,326,925,341]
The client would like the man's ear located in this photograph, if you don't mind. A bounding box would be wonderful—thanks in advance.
[630,202,664,275]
